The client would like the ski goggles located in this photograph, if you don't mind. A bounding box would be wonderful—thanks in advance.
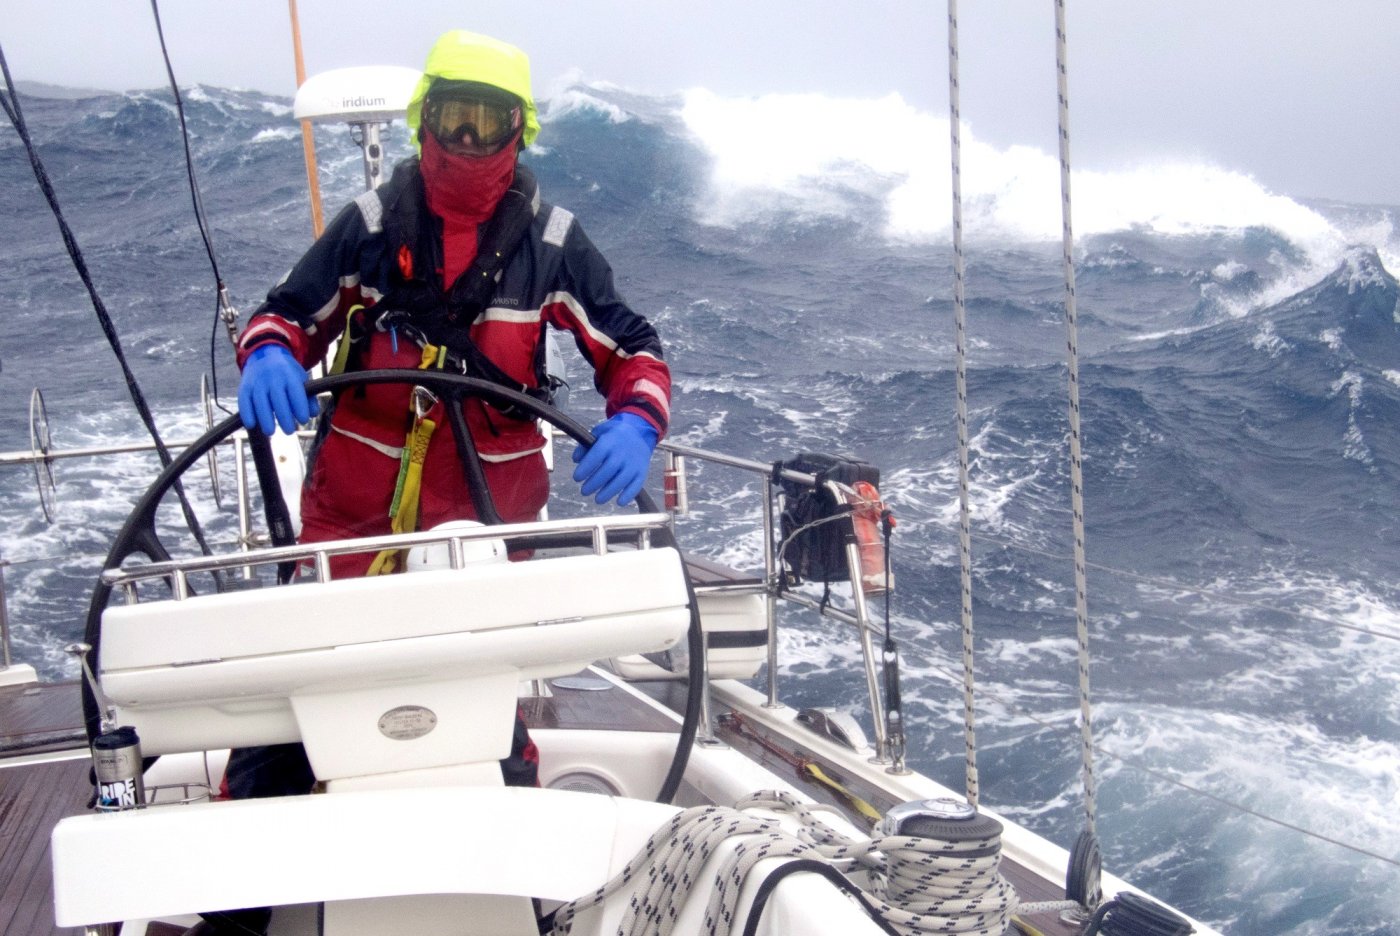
[422,86,523,152]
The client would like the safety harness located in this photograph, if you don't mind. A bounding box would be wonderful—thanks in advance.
[347,165,551,573]
[334,165,559,418]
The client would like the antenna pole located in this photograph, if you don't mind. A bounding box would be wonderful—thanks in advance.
[288,0,325,238]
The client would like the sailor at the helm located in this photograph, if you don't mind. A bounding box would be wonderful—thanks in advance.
[208,31,672,936]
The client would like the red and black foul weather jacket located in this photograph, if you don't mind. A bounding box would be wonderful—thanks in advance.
[238,159,671,463]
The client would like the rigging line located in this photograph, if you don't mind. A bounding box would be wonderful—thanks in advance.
[968,531,1400,646]
[148,0,222,288]
[0,42,216,561]
[147,0,238,419]
[945,0,980,811]
[1052,0,1097,840]
[917,660,1400,870]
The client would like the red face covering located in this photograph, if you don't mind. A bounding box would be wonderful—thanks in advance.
[419,128,521,288]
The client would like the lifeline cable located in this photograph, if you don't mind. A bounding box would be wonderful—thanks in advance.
[148,0,239,417]
[0,42,215,560]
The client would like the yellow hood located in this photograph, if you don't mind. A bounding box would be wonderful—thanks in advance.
[407,30,540,151]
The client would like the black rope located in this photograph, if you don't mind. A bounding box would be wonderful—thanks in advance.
[148,0,237,418]
[739,859,903,936]
[0,40,215,558]
[149,0,222,295]
[1084,892,1193,936]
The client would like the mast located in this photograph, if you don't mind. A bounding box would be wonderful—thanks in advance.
[287,0,325,237]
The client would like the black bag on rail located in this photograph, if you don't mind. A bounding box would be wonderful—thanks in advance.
[776,452,880,585]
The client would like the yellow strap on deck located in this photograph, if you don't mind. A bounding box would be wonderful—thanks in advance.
[800,762,882,825]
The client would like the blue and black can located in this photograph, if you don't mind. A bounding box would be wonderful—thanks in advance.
[92,726,145,811]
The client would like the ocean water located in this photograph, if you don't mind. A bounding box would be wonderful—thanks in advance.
[2,82,1399,935]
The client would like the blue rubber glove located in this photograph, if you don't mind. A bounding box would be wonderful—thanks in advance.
[237,344,318,436]
[571,412,659,506]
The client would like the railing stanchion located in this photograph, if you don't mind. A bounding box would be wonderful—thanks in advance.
[841,521,889,763]
[0,557,12,668]
[697,631,725,746]
[234,436,253,581]
[761,476,782,709]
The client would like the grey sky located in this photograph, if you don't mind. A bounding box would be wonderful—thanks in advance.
[6,1,1399,205]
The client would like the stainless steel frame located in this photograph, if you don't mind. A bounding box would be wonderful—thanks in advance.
[1,426,904,767]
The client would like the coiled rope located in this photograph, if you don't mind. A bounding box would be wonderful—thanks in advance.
[547,804,821,936]
[547,790,1057,936]
[738,791,1024,935]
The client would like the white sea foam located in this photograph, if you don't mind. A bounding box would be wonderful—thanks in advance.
[252,126,300,144]
[1140,565,1400,729]
[1096,703,1400,889]
[776,619,867,676]
[1330,371,1373,467]
[1213,260,1249,281]
[983,634,1079,667]
[675,88,1390,303]
[542,87,632,125]
[920,419,1060,547]
[0,404,236,676]
[937,546,1400,930]
[1250,320,1290,357]
[1338,246,1393,292]
[1129,326,1202,343]
[127,90,178,119]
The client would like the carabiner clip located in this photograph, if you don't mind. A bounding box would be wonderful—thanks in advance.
[411,385,439,421]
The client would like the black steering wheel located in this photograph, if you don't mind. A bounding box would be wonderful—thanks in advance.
[81,369,704,804]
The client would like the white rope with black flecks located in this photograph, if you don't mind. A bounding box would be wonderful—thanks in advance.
[548,805,816,936]
[738,791,1019,935]
[1053,0,1098,843]
[945,0,981,815]
[741,791,1080,931]
[549,791,1068,936]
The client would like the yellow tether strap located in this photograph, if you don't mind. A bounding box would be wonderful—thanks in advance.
[801,762,883,825]
[365,414,437,576]
[365,344,445,576]
[329,304,365,376]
